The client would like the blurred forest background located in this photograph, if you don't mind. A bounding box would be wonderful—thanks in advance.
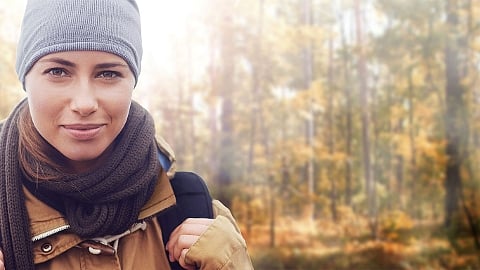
[2,0,480,269]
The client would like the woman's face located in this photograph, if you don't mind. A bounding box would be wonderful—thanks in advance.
[24,51,135,172]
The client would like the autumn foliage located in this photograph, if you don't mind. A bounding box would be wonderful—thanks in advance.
[3,0,480,269]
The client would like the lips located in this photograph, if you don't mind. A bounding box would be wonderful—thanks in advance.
[62,124,104,140]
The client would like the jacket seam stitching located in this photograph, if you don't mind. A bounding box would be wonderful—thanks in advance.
[217,244,244,270]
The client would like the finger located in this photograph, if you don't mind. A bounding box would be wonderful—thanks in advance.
[166,226,198,261]
[0,250,4,270]
[170,218,213,237]
[179,248,195,270]
[166,220,212,257]
[167,233,199,262]
[183,218,214,225]
[167,223,208,258]
[172,234,199,261]
[172,223,210,239]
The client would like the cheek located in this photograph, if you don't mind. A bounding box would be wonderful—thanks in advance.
[25,73,57,108]
[27,98,60,141]
[26,89,61,128]
[27,91,55,125]
[105,96,132,129]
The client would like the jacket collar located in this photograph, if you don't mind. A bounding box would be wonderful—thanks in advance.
[25,170,176,241]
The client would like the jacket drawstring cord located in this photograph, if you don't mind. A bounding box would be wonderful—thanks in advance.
[80,221,147,255]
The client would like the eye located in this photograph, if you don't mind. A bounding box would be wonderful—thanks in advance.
[97,71,121,79]
[45,68,68,77]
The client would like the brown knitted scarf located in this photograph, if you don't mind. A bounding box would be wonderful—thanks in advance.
[0,99,161,269]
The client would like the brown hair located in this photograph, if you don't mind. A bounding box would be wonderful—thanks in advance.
[17,105,66,180]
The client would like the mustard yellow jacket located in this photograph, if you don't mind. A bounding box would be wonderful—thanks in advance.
[26,140,254,270]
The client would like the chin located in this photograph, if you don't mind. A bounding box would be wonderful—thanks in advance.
[62,148,105,162]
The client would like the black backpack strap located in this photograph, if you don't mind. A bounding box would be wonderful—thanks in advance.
[158,171,214,270]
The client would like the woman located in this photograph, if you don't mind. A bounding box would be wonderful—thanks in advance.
[0,0,253,269]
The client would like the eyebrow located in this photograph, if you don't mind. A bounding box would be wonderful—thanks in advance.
[38,57,76,67]
[38,57,129,69]
[94,62,129,69]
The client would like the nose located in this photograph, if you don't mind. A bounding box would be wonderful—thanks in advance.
[70,80,98,116]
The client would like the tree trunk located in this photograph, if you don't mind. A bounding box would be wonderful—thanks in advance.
[394,119,405,210]
[444,0,463,228]
[245,0,265,241]
[175,38,186,166]
[354,0,376,237]
[462,0,480,250]
[300,0,315,222]
[268,174,276,248]
[327,36,337,221]
[185,22,198,172]
[339,7,353,207]
[215,2,236,208]
[259,86,275,247]
[407,68,419,218]
[385,82,393,211]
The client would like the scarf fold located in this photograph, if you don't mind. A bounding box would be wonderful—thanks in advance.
[0,99,161,269]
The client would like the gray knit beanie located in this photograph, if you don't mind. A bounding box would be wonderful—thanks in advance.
[16,0,143,88]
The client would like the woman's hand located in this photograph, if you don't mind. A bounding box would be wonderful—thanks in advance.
[165,218,214,270]
[0,249,4,270]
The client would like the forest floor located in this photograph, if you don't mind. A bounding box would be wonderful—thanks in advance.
[245,215,480,270]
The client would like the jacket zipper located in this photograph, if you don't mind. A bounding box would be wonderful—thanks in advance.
[31,225,70,242]
[31,217,153,242]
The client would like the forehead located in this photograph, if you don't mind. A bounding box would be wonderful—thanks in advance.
[35,51,129,66]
